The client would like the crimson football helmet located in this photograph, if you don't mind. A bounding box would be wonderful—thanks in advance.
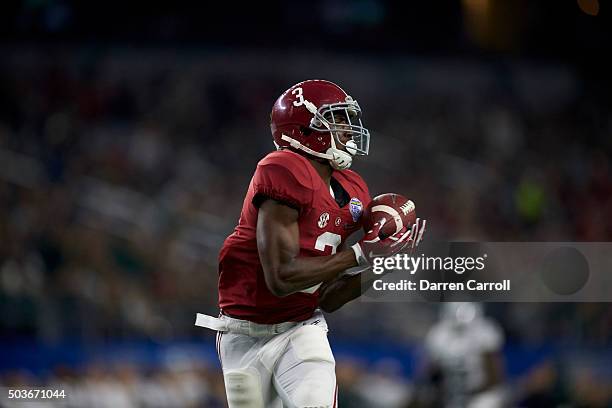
[270,80,370,170]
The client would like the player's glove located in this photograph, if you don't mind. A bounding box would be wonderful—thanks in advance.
[351,217,427,266]
[408,217,427,249]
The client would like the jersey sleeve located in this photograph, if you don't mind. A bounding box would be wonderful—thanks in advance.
[251,156,314,213]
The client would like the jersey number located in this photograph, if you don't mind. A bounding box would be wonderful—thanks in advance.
[300,232,342,294]
[314,231,342,254]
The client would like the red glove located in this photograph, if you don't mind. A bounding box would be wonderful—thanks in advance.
[350,220,401,266]
[351,217,427,266]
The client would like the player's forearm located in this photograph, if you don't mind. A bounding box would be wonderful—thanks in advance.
[270,250,358,297]
[319,264,402,312]
[317,273,361,312]
[318,266,382,312]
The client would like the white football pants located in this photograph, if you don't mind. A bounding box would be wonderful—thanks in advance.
[199,310,337,408]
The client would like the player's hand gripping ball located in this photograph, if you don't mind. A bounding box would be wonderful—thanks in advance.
[352,193,427,267]
[363,193,417,239]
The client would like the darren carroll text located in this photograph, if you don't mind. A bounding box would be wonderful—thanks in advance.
[372,279,511,291]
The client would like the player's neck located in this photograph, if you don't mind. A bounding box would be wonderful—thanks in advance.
[308,157,333,186]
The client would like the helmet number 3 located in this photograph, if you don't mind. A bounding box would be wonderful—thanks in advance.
[292,87,305,107]
[300,232,342,294]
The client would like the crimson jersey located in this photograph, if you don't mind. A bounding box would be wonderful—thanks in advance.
[218,150,371,324]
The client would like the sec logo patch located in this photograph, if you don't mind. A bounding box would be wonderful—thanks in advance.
[318,212,330,228]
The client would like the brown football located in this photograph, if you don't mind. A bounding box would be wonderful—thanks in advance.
[362,193,417,239]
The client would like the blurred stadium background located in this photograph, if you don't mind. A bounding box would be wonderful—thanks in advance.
[0,0,611,407]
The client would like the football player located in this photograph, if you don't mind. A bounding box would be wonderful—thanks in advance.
[422,302,508,408]
[196,80,426,408]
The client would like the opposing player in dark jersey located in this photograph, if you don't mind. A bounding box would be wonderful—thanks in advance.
[196,80,426,408]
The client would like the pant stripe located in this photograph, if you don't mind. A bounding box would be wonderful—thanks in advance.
[333,382,338,407]
[216,331,223,366]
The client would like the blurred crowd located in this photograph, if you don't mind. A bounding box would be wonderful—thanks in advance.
[2,356,611,407]
[2,361,227,408]
[0,48,611,406]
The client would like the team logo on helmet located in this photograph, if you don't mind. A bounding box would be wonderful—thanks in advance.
[349,198,363,222]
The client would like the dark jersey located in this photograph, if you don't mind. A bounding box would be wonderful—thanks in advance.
[218,150,370,324]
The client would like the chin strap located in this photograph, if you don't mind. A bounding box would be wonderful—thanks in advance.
[326,133,356,170]
[280,134,354,170]
[327,147,353,170]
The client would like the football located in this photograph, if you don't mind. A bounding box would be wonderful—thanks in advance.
[363,193,417,239]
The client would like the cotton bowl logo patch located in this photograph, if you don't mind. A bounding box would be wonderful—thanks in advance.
[349,198,363,222]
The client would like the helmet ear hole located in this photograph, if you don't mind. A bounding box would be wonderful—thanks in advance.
[300,126,313,136]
